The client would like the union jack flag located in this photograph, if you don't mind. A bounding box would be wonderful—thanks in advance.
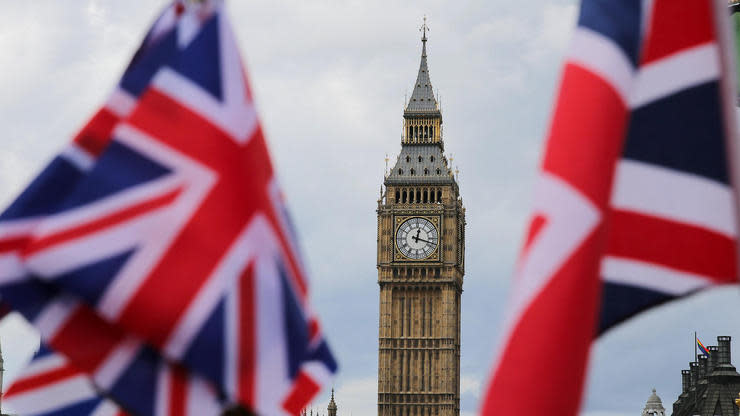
[4,338,223,416]
[4,344,128,416]
[1,281,223,416]
[4,339,220,416]
[0,1,336,414]
[482,0,738,414]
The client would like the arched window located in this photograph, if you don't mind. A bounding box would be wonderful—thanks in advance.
[430,126,434,139]
[410,169,415,176]
[436,168,441,175]
[437,190,442,202]
[414,126,418,139]
[402,190,407,203]
[430,155,435,162]
[418,155,423,163]
[430,191,435,203]
[424,168,429,175]
[399,168,404,175]
[424,125,429,139]
[408,126,412,140]
[423,190,428,203]
[406,155,410,163]
[395,190,400,203]
[416,189,421,202]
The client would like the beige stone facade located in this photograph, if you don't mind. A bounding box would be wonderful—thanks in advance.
[376,26,465,416]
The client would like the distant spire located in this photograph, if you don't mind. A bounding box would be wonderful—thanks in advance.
[405,16,440,116]
[327,388,337,416]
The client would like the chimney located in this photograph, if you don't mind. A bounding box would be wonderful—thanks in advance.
[708,346,719,373]
[698,355,708,380]
[681,369,691,393]
[689,361,700,388]
[697,355,709,381]
[718,336,732,365]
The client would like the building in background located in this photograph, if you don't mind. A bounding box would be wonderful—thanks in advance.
[376,20,466,416]
[671,336,740,416]
[641,389,666,416]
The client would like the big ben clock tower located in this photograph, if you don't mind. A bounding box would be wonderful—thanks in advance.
[377,20,465,416]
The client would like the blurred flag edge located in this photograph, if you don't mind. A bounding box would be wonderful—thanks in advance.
[0,1,337,415]
[481,0,740,415]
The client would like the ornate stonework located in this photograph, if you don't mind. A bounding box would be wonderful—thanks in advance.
[376,22,465,416]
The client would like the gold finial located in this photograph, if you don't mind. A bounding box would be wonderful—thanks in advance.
[420,15,429,42]
[735,392,740,407]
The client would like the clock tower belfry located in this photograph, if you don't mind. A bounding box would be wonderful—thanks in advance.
[377,20,465,416]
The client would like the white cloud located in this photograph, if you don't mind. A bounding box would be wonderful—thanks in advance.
[521,4,577,67]
[460,375,483,399]
[85,0,107,27]
[336,377,377,415]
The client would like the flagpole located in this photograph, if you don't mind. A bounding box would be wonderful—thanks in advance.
[694,331,698,410]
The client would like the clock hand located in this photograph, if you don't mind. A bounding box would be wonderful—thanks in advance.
[414,237,434,244]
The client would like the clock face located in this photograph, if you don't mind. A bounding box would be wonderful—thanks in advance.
[396,217,438,260]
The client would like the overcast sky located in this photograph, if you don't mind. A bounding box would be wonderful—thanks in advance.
[1,1,740,415]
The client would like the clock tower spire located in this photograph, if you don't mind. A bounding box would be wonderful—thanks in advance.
[377,21,466,416]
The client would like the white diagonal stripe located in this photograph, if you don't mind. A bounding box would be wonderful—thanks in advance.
[92,338,142,390]
[568,26,634,105]
[91,399,124,416]
[105,87,137,118]
[488,171,601,397]
[0,254,25,285]
[155,362,171,416]
[631,43,720,108]
[256,255,291,416]
[4,375,96,415]
[152,15,257,144]
[61,144,96,172]
[601,256,715,295]
[186,376,223,416]
[34,296,77,340]
[15,353,67,380]
[611,159,736,237]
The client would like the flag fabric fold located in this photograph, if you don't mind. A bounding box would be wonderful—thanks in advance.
[697,336,711,357]
[1,280,223,416]
[0,1,336,414]
[482,0,738,414]
[4,344,129,416]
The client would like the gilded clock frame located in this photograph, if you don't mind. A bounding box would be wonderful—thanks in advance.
[393,215,441,262]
